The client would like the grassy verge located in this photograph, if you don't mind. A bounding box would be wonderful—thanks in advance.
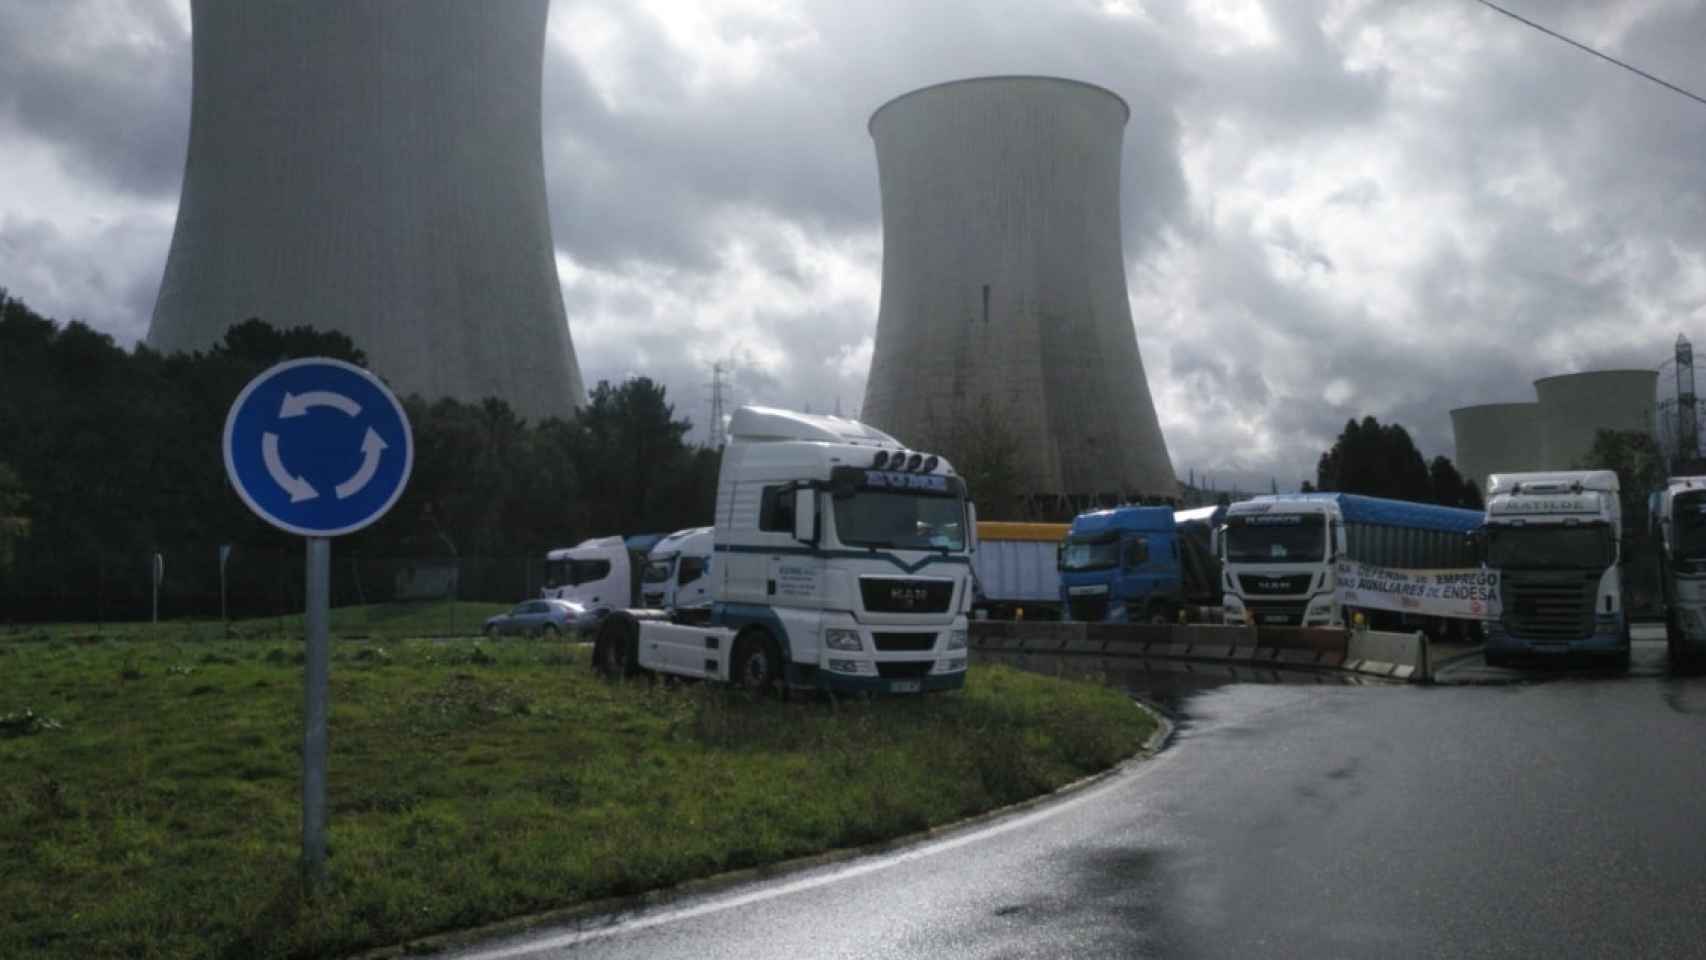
[0,634,1152,960]
[2,600,511,643]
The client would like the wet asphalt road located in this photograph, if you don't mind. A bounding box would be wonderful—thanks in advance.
[454,639,1706,960]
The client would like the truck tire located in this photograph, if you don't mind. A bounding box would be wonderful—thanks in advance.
[593,615,640,680]
[732,628,782,698]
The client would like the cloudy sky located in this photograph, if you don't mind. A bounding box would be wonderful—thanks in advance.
[4,0,1705,491]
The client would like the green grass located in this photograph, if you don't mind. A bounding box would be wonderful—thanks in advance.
[3,599,512,644]
[0,635,1153,960]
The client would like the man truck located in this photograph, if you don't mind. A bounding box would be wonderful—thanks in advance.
[1219,493,1482,635]
[1057,506,1221,622]
[1480,471,1629,668]
[593,405,974,695]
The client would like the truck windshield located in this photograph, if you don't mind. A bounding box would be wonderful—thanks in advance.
[1224,514,1326,563]
[1487,525,1612,569]
[1674,493,1706,564]
[544,558,612,587]
[1060,536,1120,572]
[834,492,966,551]
[641,558,674,583]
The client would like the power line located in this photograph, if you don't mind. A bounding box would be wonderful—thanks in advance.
[1474,0,1706,110]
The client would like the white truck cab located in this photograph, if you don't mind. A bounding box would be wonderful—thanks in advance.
[641,526,715,612]
[1482,471,1628,667]
[542,536,629,612]
[594,405,974,695]
[1653,476,1706,669]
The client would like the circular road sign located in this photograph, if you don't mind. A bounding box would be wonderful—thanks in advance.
[223,357,414,537]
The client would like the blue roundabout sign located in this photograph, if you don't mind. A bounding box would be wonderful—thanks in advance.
[223,357,414,537]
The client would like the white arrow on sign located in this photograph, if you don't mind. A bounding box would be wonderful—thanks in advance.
[262,432,319,502]
[280,391,361,419]
[334,428,389,500]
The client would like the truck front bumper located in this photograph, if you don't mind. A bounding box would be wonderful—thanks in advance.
[1485,618,1627,657]
[814,671,966,694]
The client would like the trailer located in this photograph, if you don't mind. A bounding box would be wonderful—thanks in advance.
[971,522,1068,619]
[1220,493,1482,635]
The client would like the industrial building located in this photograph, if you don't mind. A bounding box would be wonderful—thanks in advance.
[1451,369,1658,488]
[147,0,584,421]
[859,76,1177,514]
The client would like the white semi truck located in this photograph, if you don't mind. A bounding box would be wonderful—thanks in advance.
[594,406,974,695]
[541,532,666,616]
[1219,493,1482,634]
[641,526,715,613]
[1652,476,1706,670]
[1481,471,1629,668]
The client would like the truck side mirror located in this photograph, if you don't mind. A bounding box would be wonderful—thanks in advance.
[966,502,979,553]
[792,487,818,545]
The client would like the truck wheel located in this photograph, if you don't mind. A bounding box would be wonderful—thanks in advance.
[593,616,638,680]
[732,629,781,697]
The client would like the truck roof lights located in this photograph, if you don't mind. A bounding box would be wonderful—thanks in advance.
[923,455,939,473]
[907,453,923,471]
[872,450,890,468]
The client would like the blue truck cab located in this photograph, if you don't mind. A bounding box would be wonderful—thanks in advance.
[1059,506,1215,622]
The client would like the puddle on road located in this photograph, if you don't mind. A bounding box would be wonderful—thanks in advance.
[975,650,1383,714]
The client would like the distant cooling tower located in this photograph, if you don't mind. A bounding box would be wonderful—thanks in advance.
[1534,370,1658,470]
[148,0,584,420]
[1450,403,1542,489]
[860,76,1177,505]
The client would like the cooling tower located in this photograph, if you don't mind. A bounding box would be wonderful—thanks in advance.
[148,0,584,420]
[1450,402,1543,489]
[860,76,1176,505]
[1534,370,1658,470]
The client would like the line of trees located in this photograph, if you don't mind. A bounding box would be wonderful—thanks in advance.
[1305,415,1483,508]
[0,290,718,621]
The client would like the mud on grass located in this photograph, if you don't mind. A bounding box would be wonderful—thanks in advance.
[0,635,1154,959]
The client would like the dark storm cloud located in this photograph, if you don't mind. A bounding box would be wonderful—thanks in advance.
[541,0,1194,272]
[0,0,190,199]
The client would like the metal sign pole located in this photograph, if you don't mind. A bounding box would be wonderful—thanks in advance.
[222,358,413,899]
[302,536,331,893]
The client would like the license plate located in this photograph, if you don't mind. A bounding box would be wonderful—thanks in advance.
[889,680,922,693]
[1261,614,1293,625]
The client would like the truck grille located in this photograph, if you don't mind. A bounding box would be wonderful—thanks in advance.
[1245,600,1308,626]
[860,578,954,613]
[1238,573,1313,596]
[1069,597,1109,622]
[1503,574,1597,641]
[876,660,934,679]
[872,632,937,652]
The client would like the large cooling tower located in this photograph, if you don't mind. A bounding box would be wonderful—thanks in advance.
[148,0,584,420]
[1534,370,1658,469]
[1450,402,1543,488]
[860,76,1176,504]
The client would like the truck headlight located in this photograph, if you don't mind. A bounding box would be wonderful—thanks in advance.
[826,628,863,651]
[947,628,967,650]
[1308,599,1333,615]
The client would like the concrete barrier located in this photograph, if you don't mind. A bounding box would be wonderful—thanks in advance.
[973,620,1430,682]
[1013,621,1083,653]
[1254,626,1350,668]
[1345,629,1429,680]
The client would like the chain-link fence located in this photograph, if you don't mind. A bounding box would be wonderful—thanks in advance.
[2,544,550,632]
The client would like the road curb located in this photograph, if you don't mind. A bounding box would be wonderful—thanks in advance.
[348,698,1172,960]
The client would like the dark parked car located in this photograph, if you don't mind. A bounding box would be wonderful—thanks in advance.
[483,599,596,639]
